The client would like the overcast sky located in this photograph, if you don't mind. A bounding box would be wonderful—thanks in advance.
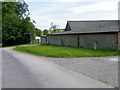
[25,0,119,30]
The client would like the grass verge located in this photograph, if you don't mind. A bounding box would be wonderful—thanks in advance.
[2,43,38,48]
[13,45,119,58]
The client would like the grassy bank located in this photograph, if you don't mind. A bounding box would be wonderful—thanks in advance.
[13,45,119,58]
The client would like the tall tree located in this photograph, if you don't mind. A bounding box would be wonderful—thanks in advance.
[2,1,36,46]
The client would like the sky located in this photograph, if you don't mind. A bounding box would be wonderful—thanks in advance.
[24,0,119,30]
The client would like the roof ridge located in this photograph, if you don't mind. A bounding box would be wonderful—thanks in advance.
[68,20,118,22]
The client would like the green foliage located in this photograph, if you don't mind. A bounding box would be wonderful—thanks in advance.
[43,29,49,36]
[2,2,36,46]
[49,29,64,34]
[3,13,22,41]
[13,45,119,58]
[2,2,28,18]
[36,28,42,36]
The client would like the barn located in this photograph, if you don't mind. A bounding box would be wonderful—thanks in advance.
[41,20,120,50]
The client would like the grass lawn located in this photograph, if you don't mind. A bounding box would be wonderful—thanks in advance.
[13,45,120,58]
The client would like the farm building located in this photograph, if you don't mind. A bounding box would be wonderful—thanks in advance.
[41,20,120,50]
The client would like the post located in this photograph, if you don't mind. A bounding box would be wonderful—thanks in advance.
[77,35,79,47]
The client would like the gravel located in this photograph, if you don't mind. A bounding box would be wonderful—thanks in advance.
[45,56,119,88]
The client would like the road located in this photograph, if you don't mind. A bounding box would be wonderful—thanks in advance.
[2,47,115,88]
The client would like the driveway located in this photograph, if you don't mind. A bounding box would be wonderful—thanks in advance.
[2,47,114,88]
[46,56,119,88]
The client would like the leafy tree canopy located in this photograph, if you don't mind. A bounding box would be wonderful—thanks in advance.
[43,29,49,36]
[2,1,36,46]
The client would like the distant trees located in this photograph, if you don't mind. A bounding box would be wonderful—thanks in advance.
[35,28,42,36]
[2,1,36,46]
[43,29,49,36]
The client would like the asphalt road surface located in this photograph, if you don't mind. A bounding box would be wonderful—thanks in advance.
[2,47,115,88]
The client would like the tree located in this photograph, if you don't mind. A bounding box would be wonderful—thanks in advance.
[49,22,58,30]
[2,1,29,18]
[36,28,42,36]
[43,29,49,36]
[2,1,36,46]
[22,17,36,41]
